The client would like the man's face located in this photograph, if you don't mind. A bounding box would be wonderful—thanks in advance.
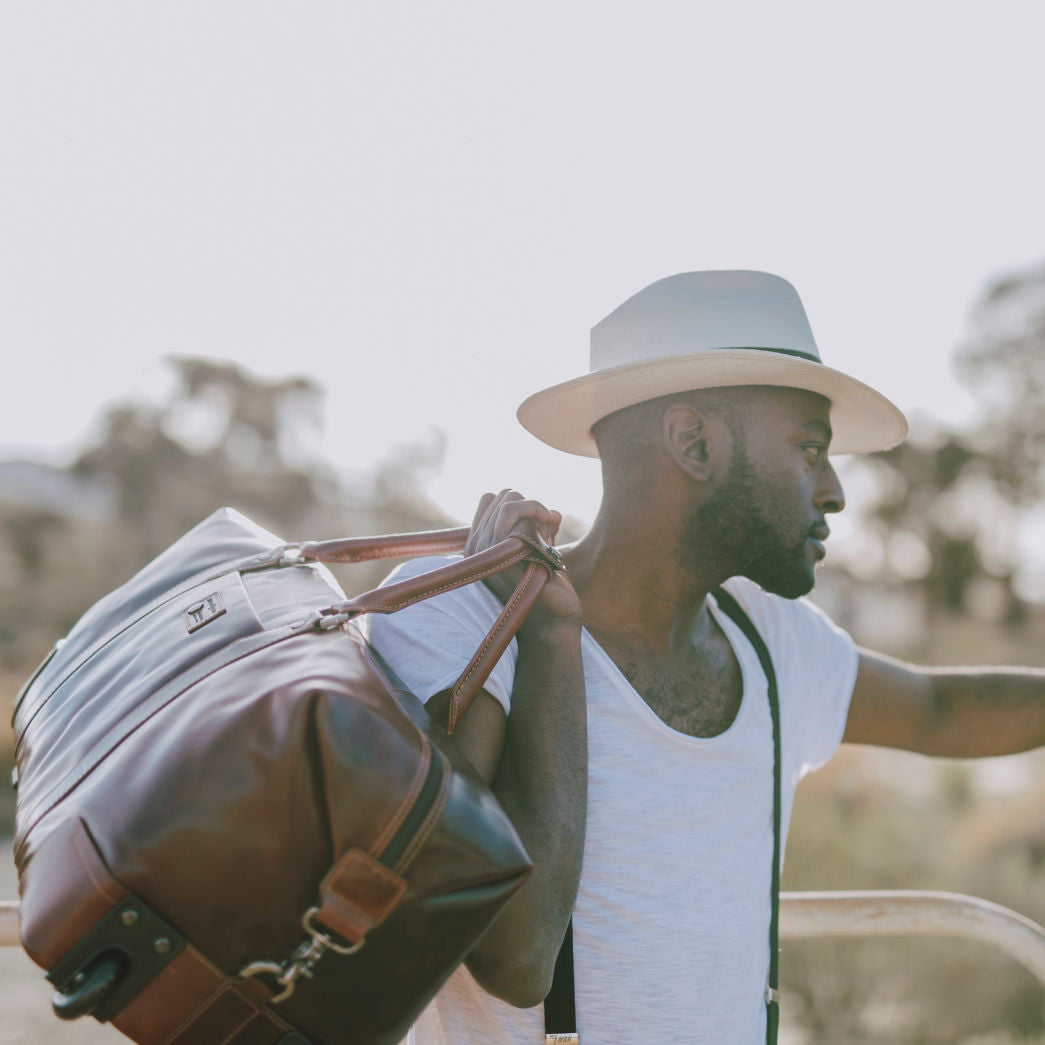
[681,388,844,599]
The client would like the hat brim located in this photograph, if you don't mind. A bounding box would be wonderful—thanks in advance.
[517,349,908,457]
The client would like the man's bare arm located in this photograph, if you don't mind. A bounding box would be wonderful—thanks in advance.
[428,491,587,1009]
[844,648,1045,757]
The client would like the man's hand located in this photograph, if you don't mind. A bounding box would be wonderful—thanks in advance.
[465,489,582,629]
[439,489,587,1008]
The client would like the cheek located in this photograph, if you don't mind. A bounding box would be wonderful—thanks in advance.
[755,465,809,519]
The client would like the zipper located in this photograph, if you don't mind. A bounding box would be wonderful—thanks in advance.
[378,740,446,872]
[12,549,297,745]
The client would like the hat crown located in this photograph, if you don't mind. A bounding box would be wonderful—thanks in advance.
[591,270,822,373]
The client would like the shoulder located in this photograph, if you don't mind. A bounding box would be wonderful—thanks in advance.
[715,577,858,698]
[367,554,518,712]
[718,580,859,772]
[378,554,504,618]
[717,575,852,650]
[380,554,460,583]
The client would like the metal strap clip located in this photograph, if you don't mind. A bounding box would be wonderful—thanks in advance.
[315,610,353,630]
[765,984,780,1005]
[275,546,305,568]
[239,907,364,1004]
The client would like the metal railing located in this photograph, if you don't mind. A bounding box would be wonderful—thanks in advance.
[779,889,1045,985]
[2,890,1044,983]
[0,902,14,947]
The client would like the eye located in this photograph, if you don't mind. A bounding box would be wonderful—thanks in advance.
[801,442,825,461]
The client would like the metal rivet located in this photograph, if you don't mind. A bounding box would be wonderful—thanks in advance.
[121,908,140,928]
[153,937,171,956]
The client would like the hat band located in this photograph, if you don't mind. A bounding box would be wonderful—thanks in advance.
[594,343,822,373]
[743,345,821,363]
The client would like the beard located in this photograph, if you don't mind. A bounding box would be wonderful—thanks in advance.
[680,455,818,599]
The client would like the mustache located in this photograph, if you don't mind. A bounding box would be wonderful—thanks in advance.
[733,520,831,570]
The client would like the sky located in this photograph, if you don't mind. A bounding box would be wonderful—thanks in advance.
[2,1,1044,532]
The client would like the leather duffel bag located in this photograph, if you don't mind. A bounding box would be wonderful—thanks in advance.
[12,506,561,1044]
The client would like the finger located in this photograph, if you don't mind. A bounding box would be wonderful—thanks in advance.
[491,498,556,541]
[479,490,518,539]
[476,490,519,537]
[537,508,563,545]
[466,490,513,554]
[470,492,496,531]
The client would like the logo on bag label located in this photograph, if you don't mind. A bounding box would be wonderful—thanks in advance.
[184,592,226,633]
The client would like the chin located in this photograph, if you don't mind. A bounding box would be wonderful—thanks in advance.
[744,562,817,600]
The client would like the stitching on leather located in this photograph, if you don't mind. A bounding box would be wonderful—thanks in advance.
[159,962,271,1045]
[373,550,530,613]
[369,738,430,858]
[394,751,452,874]
[465,564,536,677]
[216,1004,259,1045]
[450,564,537,727]
[317,536,469,563]
[157,950,226,1045]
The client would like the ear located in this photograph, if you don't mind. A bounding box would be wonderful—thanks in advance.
[663,403,717,483]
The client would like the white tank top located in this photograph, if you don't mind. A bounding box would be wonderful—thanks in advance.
[367,565,858,1045]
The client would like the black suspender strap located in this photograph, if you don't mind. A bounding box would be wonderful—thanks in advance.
[543,917,577,1044]
[712,587,782,1045]
[543,588,782,1045]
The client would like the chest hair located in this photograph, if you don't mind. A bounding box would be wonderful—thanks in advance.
[595,625,743,738]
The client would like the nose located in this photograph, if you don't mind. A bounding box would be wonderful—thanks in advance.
[816,459,846,515]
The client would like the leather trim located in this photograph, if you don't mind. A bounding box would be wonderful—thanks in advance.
[299,528,471,564]
[314,849,407,945]
[19,818,130,969]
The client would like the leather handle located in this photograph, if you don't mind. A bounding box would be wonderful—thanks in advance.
[447,560,548,732]
[302,532,563,734]
[298,527,472,564]
[325,536,551,617]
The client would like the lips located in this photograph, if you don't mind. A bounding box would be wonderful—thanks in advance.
[808,522,831,542]
[807,522,830,562]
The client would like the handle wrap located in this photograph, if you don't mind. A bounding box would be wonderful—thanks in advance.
[299,529,563,733]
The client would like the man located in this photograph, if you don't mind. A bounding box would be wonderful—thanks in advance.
[368,270,1045,1044]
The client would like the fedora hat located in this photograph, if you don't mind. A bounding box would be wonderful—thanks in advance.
[517,270,908,456]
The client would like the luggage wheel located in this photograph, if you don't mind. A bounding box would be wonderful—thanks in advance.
[52,952,125,1021]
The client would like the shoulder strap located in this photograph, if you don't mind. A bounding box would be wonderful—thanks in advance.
[543,587,782,1045]
[543,917,577,1043]
[710,587,782,1044]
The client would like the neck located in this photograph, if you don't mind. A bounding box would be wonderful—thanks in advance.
[561,497,727,653]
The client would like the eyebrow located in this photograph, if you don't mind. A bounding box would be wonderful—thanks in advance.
[801,419,833,444]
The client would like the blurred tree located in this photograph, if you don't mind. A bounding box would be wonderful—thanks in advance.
[956,262,1045,503]
[71,357,334,557]
[0,357,452,687]
[784,262,1045,1041]
[843,261,1045,621]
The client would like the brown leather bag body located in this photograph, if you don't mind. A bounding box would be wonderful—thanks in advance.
[12,507,560,1045]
